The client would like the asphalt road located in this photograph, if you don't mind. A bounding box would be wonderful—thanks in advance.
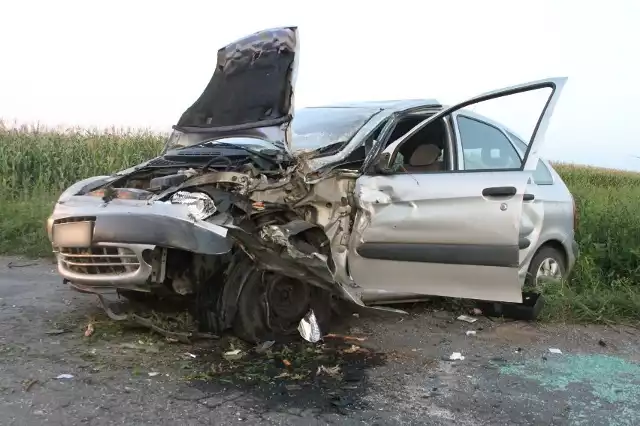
[1,257,640,426]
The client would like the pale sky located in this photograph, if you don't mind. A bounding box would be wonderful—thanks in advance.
[1,0,639,170]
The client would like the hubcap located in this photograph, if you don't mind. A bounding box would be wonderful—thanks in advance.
[536,257,562,285]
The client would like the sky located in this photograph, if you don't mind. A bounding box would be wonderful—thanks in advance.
[1,0,639,170]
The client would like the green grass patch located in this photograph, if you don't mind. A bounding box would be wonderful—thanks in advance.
[1,124,639,323]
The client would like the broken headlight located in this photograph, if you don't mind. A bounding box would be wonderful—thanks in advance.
[170,191,217,220]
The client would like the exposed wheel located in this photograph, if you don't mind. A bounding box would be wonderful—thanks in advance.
[230,253,332,343]
[525,246,566,290]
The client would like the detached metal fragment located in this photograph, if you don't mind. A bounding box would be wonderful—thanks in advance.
[298,310,322,343]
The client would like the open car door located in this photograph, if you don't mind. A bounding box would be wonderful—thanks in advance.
[348,77,567,304]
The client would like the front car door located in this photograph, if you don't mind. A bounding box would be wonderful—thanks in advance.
[347,77,567,304]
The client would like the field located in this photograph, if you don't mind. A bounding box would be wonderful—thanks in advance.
[1,125,639,323]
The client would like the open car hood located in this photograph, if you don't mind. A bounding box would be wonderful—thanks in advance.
[176,27,299,136]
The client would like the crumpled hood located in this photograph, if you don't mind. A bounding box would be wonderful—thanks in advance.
[176,27,299,133]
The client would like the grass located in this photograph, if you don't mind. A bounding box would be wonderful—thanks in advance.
[1,124,639,323]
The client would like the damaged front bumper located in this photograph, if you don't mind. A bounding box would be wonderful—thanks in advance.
[47,195,233,292]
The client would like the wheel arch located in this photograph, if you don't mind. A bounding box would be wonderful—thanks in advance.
[533,239,568,268]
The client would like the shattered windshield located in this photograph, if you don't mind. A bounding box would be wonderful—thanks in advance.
[291,107,380,152]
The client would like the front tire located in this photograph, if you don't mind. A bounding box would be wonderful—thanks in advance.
[230,253,332,343]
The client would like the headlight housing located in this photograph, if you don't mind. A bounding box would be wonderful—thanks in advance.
[170,191,217,220]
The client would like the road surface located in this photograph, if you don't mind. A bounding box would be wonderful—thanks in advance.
[1,257,639,425]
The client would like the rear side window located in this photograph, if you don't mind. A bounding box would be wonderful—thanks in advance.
[532,160,554,185]
[505,130,554,185]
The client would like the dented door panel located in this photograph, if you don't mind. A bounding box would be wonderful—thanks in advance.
[348,171,531,303]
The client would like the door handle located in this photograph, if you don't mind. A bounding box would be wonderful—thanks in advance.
[523,193,535,201]
[482,186,517,197]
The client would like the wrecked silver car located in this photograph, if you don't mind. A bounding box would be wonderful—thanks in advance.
[46,26,578,342]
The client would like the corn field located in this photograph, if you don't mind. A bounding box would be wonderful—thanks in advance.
[1,125,639,321]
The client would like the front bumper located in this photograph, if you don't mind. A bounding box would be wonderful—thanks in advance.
[48,195,233,291]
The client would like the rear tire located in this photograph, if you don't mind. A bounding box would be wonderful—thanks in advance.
[525,246,566,290]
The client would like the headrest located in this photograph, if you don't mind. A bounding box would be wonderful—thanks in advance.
[409,144,440,166]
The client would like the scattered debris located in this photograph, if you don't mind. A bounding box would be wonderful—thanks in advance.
[457,315,478,324]
[285,384,302,391]
[223,349,244,361]
[598,339,607,347]
[515,347,523,354]
[55,374,74,380]
[45,329,67,335]
[298,310,322,343]
[324,334,367,342]
[548,348,563,354]
[23,379,39,392]
[255,341,275,354]
[316,365,341,377]
[449,352,465,361]
[471,308,483,316]
[185,352,197,359]
[84,322,95,337]
[343,345,367,354]
[7,261,38,269]
[353,313,360,318]
[118,343,159,353]
[148,372,160,377]
[282,359,292,367]
[465,330,477,336]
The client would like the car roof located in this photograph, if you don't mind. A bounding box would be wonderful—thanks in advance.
[305,99,442,111]
[301,99,531,145]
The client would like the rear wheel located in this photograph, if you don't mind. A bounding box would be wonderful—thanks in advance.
[525,246,566,291]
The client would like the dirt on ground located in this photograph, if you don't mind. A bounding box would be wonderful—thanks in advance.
[2,257,640,426]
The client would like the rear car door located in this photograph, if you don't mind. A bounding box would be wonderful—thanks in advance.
[347,78,567,304]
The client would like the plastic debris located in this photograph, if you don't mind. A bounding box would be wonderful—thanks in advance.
[316,365,341,377]
[343,344,367,354]
[223,349,243,361]
[465,330,476,336]
[84,322,95,337]
[185,352,197,359]
[282,359,292,367]
[471,308,483,316]
[449,352,465,361]
[56,374,74,380]
[23,379,39,391]
[148,372,160,377]
[324,333,367,342]
[255,341,275,354]
[298,310,322,343]
[549,348,562,354]
[457,315,477,323]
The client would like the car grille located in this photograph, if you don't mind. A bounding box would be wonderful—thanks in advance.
[58,246,140,275]
[54,216,96,225]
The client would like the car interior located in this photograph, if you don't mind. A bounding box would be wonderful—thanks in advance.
[334,114,452,172]
[383,115,450,173]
